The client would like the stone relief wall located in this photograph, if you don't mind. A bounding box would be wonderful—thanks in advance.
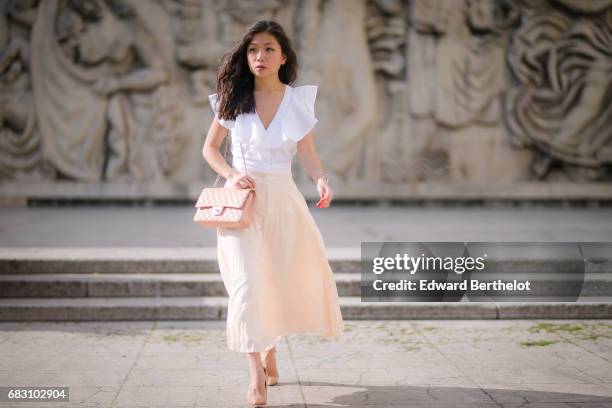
[0,0,610,189]
[505,0,612,181]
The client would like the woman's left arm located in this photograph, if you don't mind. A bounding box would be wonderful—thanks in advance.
[297,131,333,208]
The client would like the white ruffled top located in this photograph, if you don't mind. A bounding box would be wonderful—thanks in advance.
[208,84,318,173]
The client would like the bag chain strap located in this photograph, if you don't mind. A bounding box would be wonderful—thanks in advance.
[213,134,248,188]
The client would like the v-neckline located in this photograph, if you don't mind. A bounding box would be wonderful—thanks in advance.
[254,84,289,132]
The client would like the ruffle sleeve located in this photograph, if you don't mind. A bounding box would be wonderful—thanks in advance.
[279,85,318,143]
[208,93,235,130]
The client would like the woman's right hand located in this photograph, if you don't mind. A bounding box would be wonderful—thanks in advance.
[228,172,256,189]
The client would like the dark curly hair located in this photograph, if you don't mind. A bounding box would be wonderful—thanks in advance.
[215,20,298,122]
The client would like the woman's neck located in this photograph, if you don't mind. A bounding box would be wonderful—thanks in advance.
[254,77,285,93]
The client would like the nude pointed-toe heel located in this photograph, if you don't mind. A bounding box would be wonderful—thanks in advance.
[262,350,279,386]
[247,367,267,406]
[266,371,278,386]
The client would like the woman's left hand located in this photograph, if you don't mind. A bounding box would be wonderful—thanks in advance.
[316,179,333,208]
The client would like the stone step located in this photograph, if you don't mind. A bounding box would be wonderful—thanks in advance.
[1,272,611,298]
[0,296,611,321]
[0,273,360,297]
[2,246,610,275]
[0,247,362,274]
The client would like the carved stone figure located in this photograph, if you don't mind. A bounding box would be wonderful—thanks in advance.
[409,0,513,127]
[0,0,46,180]
[400,0,531,183]
[31,0,190,181]
[366,0,410,183]
[505,1,612,181]
[313,0,378,182]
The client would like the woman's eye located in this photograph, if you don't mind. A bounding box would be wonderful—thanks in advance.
[267,48,273,51]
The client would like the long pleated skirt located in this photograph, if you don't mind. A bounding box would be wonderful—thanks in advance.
[216,169,345,353]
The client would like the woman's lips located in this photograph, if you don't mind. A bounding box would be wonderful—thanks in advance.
[255,66,266,69]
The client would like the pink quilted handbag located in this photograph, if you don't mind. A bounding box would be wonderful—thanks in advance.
[194,139,255,229]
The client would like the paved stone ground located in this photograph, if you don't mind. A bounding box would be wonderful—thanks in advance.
[1,319,611,407]
[1,205,611,247]
[2,206,611,405]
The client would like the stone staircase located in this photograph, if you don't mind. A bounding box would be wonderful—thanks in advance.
[0,247,611,320]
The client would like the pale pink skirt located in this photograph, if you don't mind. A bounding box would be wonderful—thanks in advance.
[216,169,345,353]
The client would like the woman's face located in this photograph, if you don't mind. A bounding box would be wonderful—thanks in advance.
[246,32,286,79]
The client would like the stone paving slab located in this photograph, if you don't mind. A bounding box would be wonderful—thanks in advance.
[0,320,611,407]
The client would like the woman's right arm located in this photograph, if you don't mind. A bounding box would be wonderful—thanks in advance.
[202,118,237,180]
[202,118,255,189]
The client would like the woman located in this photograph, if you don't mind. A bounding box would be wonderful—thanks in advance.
[202,20,345,406]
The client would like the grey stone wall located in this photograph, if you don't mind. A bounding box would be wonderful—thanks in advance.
[1,0,610,199]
